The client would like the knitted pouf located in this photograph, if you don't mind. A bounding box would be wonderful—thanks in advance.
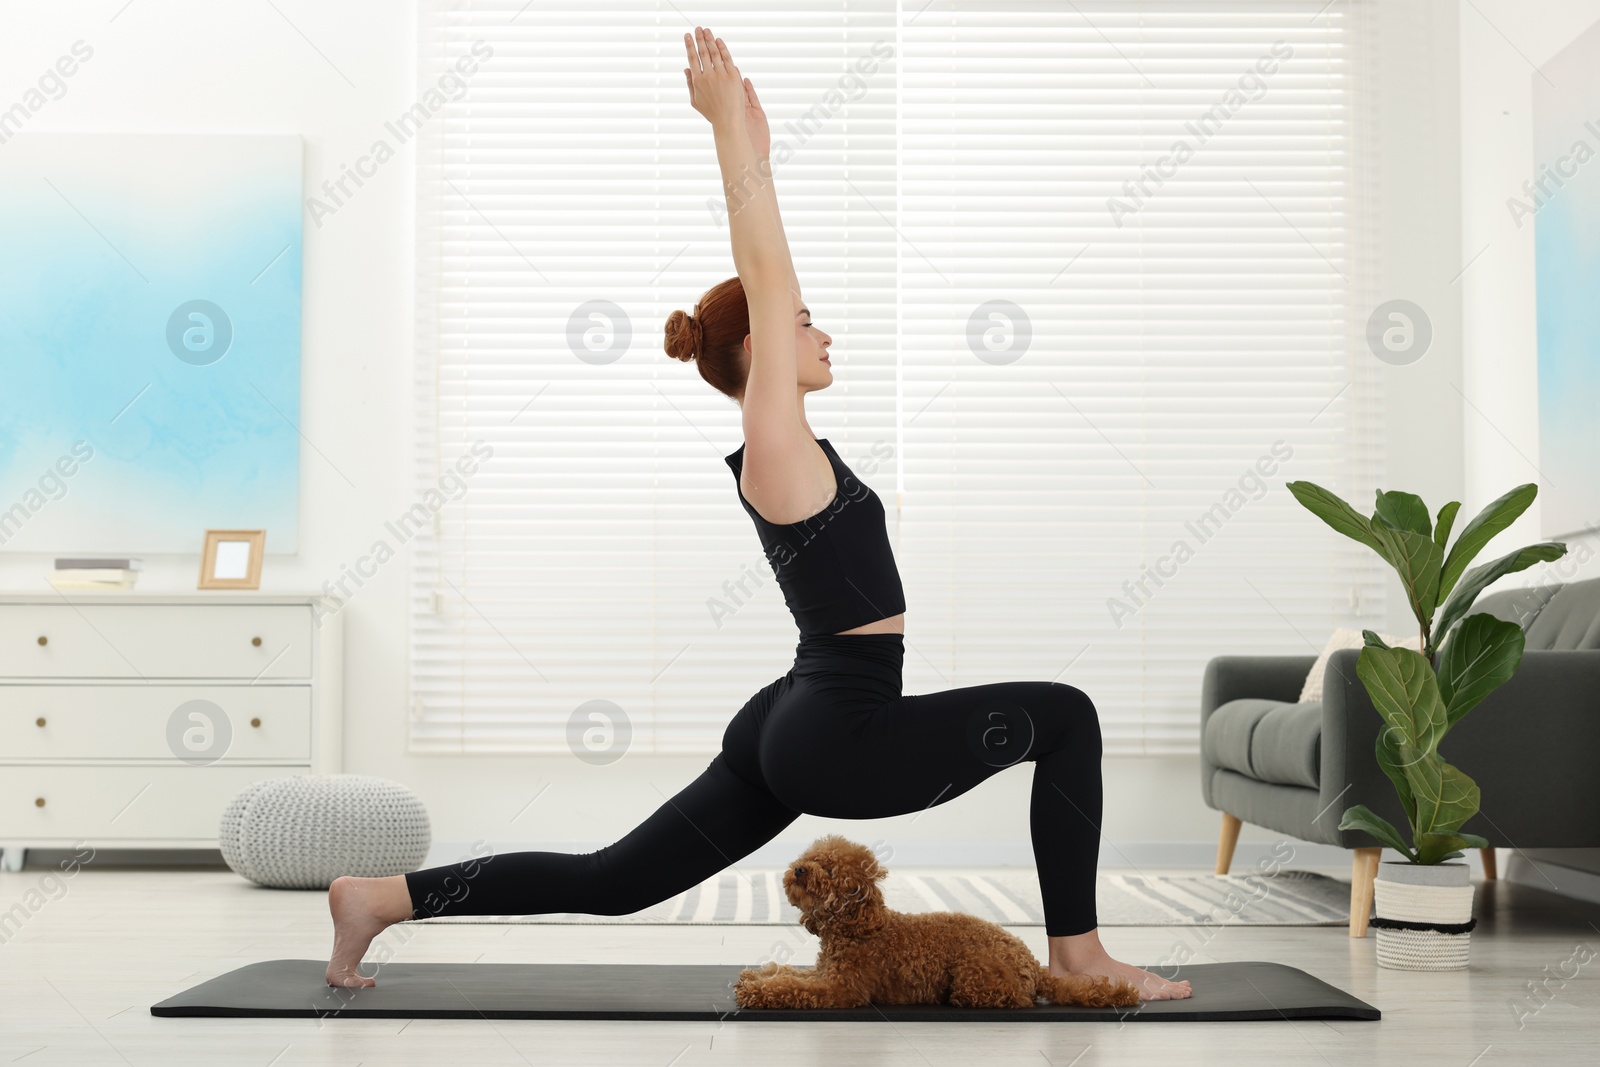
[219,774,432,889]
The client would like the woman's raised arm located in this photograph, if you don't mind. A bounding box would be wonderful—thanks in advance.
[738,73,803,301]
[682,28,795,289]
[683,26,806,450]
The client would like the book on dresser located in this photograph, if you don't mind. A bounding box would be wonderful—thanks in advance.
[0,592,343,872]
[46,569,141,590]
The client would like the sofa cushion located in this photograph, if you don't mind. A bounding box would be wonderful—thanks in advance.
[1473,582,1561,632]
[1203,698,1321,790]
[1522,576,1600,650]
[1297,627,1420,703]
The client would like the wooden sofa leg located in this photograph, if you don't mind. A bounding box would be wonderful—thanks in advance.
[1216,812,1242,875]
[1349,847,1380,937]
[1482,847,1497,881]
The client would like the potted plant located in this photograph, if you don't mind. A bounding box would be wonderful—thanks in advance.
[1285,481,1566,969]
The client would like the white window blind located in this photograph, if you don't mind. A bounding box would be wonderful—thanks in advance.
[411,0,1386,756]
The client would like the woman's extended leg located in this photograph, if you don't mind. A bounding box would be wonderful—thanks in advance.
[757,674,1190,1000]
[405,751,800,919]
[326,674,803,987]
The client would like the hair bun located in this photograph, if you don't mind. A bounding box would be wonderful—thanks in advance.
[664,308,701,362]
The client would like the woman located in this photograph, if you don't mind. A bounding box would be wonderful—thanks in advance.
[325,27,1192,1002]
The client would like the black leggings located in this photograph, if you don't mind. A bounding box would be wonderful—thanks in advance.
[404,632,1106,937]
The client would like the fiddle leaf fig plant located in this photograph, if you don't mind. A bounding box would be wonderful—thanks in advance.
[1285,481,1566,864]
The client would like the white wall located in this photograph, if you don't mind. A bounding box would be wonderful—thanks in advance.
[5,0,1575,871]
[1457,0,1600,886]
[1374,0,1468,630]
[1459,0,1600,578]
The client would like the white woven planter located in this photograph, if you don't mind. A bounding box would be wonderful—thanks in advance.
[1371,860,1474,970]
[219,774,432,890]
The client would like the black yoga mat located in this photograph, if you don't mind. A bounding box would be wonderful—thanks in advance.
[151,960,1379,1022]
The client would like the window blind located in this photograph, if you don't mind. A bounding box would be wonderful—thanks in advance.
[410,0,1386,756]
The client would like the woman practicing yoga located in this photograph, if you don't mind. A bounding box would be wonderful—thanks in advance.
[325,26,1192,1002]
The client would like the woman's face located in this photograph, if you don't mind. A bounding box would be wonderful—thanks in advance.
[791,291,834,392]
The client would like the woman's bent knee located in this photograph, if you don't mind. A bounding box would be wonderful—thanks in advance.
[1038,681,1103,757]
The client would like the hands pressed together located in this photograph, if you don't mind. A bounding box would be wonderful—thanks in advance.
[682,25,770,157]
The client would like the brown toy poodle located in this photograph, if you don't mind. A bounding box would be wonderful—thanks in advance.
[733,834,1141,1009]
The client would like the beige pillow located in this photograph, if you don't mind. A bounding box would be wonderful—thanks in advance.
[1298,627,1424,704]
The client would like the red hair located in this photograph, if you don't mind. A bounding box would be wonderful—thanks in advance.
[663,276,750,403]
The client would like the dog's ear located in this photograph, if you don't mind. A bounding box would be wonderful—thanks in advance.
[848,844,888,884]
[833,875,887,937]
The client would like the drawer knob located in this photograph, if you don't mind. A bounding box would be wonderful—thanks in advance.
[252,636,263,647]
[34,797,45,808]
[37,635,48,646]
[35,717,46,728]
[251,717,262,728]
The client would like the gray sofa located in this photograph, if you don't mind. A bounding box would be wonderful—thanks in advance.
[1200,575,1600,936]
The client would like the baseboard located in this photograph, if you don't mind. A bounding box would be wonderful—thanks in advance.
[14,843,1588,913]
[421,839,1360,871]
[2,840,1354,873]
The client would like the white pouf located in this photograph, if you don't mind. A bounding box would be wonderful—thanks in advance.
[219,774,432,889]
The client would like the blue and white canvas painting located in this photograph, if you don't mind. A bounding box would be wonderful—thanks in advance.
[0,134,301,553]
[1533,22,1600,539]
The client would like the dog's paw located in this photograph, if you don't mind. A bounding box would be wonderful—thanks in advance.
[1109,978,1143,1007]
[734,976,780,1009]
[737,961,783,982]
[734,961,795,1008]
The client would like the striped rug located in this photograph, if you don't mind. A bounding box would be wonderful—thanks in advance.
[418,868,1351,927]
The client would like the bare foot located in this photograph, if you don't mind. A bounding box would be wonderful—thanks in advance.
[1051,953,1193,1001]
[1049,927,1192,1001]
[325,875,412,988]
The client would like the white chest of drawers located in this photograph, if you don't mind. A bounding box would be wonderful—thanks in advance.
[0,593,342,869]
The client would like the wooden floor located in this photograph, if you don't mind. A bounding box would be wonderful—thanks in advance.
[1,860,1596,1066]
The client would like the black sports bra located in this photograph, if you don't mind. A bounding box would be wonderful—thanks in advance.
[724,438,907,637]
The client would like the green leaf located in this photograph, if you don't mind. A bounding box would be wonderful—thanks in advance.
[1373,490,1432,537]
[1415,830,1490,865]
[1438,484,1538,602]
[1339,804,1415,860]
[1400,745,1482,840]
[1434,543,1568,644]
[1374,726,1418,828]
[1286,481,1386,554]
[1356,645,1449,756]
[1361,629,1391,649]
[1368,523,1444,627]
[1437,613,1525,728]
[1433,500,1461,554]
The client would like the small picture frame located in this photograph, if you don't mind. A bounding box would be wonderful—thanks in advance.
[198,529,266,590]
